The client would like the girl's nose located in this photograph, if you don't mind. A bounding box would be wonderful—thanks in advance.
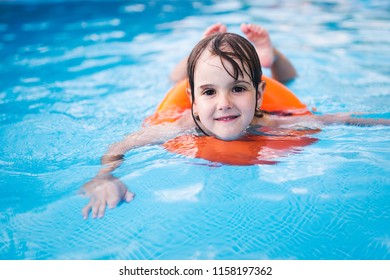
[217,93,232,110]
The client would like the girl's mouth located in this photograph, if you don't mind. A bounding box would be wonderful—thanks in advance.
[215,115,240,122]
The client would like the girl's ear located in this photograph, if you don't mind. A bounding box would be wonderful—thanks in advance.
[256,81,266,107]
[186,88,192,99]
[187,88,198,114]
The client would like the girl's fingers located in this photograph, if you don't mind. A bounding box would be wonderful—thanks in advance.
[82,204,92,219]
[107,196,120,209]
[97,203,106,218]
[124,191,135,203]
[91,203,99,218]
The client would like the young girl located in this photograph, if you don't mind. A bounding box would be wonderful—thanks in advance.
[81,23,389,219]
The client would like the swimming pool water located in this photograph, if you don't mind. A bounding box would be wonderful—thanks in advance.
[1,0,389,260]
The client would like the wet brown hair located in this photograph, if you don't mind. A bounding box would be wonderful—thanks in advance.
[187,32,263,101]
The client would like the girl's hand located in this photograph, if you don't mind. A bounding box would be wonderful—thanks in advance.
[81,174,134,219]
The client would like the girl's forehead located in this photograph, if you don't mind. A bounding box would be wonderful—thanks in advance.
[195,50,251,82]
[196,50,236,73]
[197,50,218,63]
[196,52,225,70]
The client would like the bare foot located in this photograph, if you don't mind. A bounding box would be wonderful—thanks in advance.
[240,23,274,68]
[202,23,227,39]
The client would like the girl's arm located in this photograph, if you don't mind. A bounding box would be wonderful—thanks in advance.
[317,113,390,126]
[96,124,179,176]
[263,113,390,129]
[82,113,194,219]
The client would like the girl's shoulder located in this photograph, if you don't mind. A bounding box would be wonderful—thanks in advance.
[251,113,277,127]
[175,109,196,129]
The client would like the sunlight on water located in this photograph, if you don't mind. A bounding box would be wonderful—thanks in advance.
[0,0,389,260]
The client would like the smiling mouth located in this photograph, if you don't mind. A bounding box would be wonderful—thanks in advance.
[215,115,240,121]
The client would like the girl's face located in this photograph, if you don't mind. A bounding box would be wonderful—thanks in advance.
[192,51,262,140]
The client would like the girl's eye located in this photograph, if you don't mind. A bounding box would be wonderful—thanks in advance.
[203,89,215,96]
[232,86,246,93]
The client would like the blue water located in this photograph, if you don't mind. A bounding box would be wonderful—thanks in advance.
[1,0,390,260]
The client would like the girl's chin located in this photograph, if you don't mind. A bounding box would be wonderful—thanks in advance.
[214,132,244,141]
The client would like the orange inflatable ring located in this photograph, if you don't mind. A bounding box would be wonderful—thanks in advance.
[144,76,317,165]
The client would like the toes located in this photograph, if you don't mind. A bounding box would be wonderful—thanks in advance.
[241,23,266,37]
[219,24,227,33]
[203,23,227,38]
[240,23,249,33]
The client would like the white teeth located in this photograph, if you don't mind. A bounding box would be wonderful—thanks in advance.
[216,116,237,121]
